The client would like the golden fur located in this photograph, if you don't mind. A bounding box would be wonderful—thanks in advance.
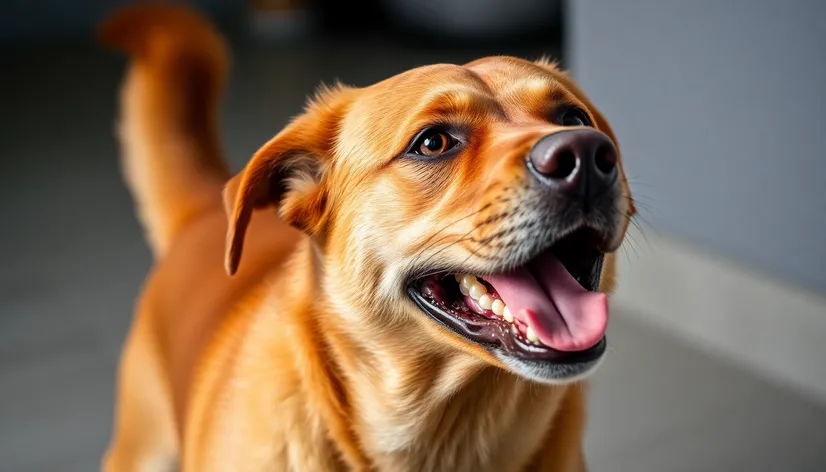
[99,4,633,471]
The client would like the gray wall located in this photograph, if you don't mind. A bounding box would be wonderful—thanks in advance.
[568,0,826,292]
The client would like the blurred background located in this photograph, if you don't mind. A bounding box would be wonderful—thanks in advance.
[1,0,825,470]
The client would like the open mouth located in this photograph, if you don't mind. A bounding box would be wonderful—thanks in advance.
[408,227,608,364]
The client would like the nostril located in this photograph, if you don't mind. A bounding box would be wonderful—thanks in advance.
[548,150,579,179]
[594,145,617,176]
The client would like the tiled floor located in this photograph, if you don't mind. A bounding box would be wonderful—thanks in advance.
[2,39,825,472]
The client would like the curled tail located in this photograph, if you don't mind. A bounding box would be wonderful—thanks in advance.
[99,4,231,257]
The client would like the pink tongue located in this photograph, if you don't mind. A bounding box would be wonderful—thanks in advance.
[485,253,608,351]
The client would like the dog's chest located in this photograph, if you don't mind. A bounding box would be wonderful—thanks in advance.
[360,378,564,471]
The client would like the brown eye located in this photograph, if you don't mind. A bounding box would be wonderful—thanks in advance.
[410,129,458,158]
[420,133,447,154]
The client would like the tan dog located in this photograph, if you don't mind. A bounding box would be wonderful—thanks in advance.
[99,4,633,471]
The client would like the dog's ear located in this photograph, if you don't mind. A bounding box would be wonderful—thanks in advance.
[223,86,350,275]
[223,121,329,275]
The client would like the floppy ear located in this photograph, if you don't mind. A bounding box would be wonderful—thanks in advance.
[223,87,349,275]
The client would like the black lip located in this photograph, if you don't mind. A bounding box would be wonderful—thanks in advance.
[406,252,607,364]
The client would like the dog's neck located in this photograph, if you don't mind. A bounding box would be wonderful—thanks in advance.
[285,239,573,471]
[334,345,569,471]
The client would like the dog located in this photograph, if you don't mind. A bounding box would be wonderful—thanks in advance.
[99,4,633,471]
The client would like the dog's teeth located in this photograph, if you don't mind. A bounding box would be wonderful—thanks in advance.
[526,326,540,344]
[478,294,493,310]
[461,275,477,289]
[469,282,486,300]
[459,283,470,296]
[511,325,519,337]
[491,299,505,316]
[502,306,513,323]
[454,274,463,283]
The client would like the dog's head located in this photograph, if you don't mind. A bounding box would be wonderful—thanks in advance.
[225,57,634,383]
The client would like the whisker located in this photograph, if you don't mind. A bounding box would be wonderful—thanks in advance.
[413,221,491,278]
[415,204,491,252]
[620,245,632,264]
[625,180,654,189]
[456,234,497,272]
[625,192,656,204]
[625,196,663,223]
[413,224,505,280]
[627,211,658,239]
[627,217,652,250]
[622,231,642,259]
[410,205,492,270]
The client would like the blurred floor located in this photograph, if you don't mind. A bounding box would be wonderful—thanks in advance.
[1,40,825,472]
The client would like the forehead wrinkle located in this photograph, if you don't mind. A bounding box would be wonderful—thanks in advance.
[416,88,505,124]
[466,58,584,118]
[394,63,495,95]
[334,64,498,159]
[334,85,501,172]
[498,74,558,100]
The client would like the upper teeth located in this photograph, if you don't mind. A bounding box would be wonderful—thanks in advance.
[454,273,542,346]
[491,299,505,316]
[461,274,487,301]
[469,283,486,299]
[478,294,494,310]
[502,305,513,323]
[461,274,477,288]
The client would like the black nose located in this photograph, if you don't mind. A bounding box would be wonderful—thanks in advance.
[527,129,618,202]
